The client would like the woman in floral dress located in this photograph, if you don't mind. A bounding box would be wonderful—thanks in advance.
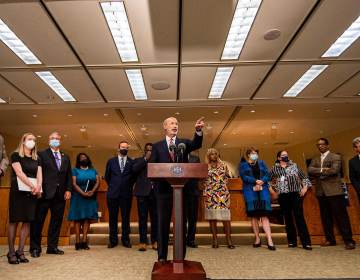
[204,148,235,249]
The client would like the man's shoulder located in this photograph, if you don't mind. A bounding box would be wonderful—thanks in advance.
[329,152,341,160]
[349,155,359,164]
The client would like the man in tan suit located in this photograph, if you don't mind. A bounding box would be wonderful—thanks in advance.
[0,133,9,184]
[308,138,355,249]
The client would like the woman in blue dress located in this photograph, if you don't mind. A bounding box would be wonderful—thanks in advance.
[68,153,99,250]
[239,147,275,250]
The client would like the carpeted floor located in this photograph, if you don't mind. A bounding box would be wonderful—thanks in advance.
[0,245,359,280]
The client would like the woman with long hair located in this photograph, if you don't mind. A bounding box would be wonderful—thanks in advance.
[203,148,235,249]
[8,133,42,264]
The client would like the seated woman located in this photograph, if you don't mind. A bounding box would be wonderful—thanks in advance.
[203,148,235,249]
[239,147,275,250]
[270,150,312,250]
[68,153,99,250]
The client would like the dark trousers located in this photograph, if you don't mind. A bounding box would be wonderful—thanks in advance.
[30,197,66,251]
[184,194,199,244]
[156,193,186,261]
[137,191,157,244]
[107,196,132,245]
[317,195,354,244]
[278,192,311,246]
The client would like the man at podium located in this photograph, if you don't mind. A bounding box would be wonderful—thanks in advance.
[150,117,205,262]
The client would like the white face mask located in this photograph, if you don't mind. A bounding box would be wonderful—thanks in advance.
[24,140,35,150]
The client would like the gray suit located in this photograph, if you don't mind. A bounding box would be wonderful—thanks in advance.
[308,151,354,245]
[0,134,9,178]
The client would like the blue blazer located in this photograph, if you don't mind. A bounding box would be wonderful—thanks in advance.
[239,160,271,208]
[105,156,135,199]
[150,133,203,196]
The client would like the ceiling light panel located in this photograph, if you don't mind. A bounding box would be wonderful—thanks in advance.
[0,97,6,103]
[221,0,262,60]
[283,65,328,97]
[0,18,41,64]
[35,71,76,102]
[101,1,138,62]
[125,69,147,100]
[208,67,234,99]
[322,15,360,57]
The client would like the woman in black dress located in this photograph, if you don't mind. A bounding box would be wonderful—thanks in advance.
[8,133,42,264]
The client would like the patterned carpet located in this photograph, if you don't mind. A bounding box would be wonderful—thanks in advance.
[0,245,359,280]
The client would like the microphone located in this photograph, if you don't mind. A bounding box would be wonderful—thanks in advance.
[177,143,186,163]
[169,143,177,152]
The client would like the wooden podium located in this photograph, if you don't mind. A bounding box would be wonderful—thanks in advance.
[148,163,208,280]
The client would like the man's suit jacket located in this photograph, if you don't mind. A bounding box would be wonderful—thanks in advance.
[349,155,360,196]
[105,156,135,199]
[184,154,201,196]
[308,152,344,197]
[133,156,153,197]
[150,133,203,196]
[39,148,72,200]
[0,134,9,176]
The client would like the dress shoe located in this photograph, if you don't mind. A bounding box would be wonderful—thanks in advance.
[75,243,82,250]
[321,241,336,247]
[107,243,118,248]
[227,244,235,249]
[15,250,29,263]
[345,242,356,250]
[187,241,198,248]
[81,242,90,250]
[288,243,297,248]
[138,243,147,251]
[46,248,64,255]
[158,258,167,264]
[7,253,19,265]
[30,250,41,258]
[122,241,132,248]
[152,242,158,250]
[303,245,313,250]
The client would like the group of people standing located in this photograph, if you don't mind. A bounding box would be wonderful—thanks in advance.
[2,121,359,265]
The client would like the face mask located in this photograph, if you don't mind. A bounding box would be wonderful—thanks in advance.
[280,156,289,162]
[249,154,258,161]
[24,140,35,150]
[79,159,89,167]
[49,139,60,148]
[119,149,128,156]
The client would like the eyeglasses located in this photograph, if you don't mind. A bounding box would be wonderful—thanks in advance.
[316,143,327,146]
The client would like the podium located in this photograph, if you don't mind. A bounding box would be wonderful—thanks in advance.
[148,163,208,280]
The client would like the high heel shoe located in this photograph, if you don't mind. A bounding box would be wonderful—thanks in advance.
[227,244,235,249]
[7,253,19,265]
[15,250,29,263]
[75,243,82,250]
[212,240,219,248]
[253,241,261,248]
[81,242,90,250]
[267,244,276,251]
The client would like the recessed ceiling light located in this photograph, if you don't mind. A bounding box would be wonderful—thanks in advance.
[322,15,360,57]
[324,108,331,112]
[208,67,233,98]
[0,18,41,65]
[35,71,76,102]
[223,143,227,146]
[32,114,37,118]
[100,2,138,62]
[271,123,278,129]
[175,112,180,115]
[64,134,68,138]
[151,82,170,90]
[119,134,123,137]
[288,109,294,112]
[213,111,219,114]
[125,69,148,100]
[264,29,281,41]
[144,133,149,136]
[290,131,295,134]
[37,135,41,138]
[80,126,86,132]
[221,0,262,60]
[104,113,109,117]
[67,114,73,117]
[283,65,328,97]
[250,110,256,113]
[137,112,142,116]
[140,125,147,131]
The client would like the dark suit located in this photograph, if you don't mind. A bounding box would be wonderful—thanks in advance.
[308,152,354,245]
[184,154,200,245]
[150,132,203,260]
[133,157,157,244]
[30,148,72,252]
[349,155,360,202]
[105,156,135,245]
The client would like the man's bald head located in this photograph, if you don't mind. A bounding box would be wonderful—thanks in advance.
[163,117,178,138]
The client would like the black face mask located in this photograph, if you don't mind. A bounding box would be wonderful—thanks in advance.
[280,156,289,162]
[119,149,128,156]
[79,159,89,167]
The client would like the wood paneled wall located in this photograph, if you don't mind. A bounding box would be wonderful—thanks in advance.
[1,179,359,245]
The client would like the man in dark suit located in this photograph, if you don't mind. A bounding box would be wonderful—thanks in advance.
[105,140,135,248]
[133,143,157,251]
[308,137,355,250]
[30,132,72,257]
[184,152,201,248]
[349,136,360,202]
[150,116,204,262]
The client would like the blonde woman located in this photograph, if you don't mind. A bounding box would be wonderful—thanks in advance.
[203,148,234,249]
[8,133,42,264]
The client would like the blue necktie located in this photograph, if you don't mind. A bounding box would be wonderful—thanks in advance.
[54,152,61,170]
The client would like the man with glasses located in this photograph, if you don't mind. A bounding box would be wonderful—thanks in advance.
[308,138,355,250]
